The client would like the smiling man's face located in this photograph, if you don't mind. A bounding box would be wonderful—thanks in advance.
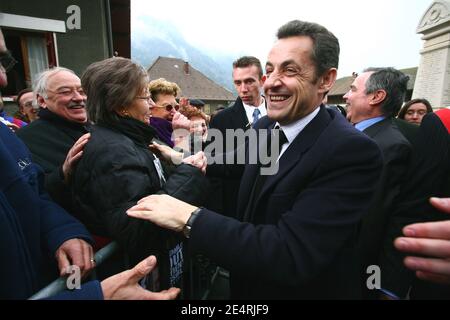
[38,71,87,124]
[264,36,325,125]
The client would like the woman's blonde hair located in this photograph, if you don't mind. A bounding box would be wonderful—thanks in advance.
[148,78,180,103]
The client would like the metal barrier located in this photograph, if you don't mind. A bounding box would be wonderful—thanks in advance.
[29,242,120,300]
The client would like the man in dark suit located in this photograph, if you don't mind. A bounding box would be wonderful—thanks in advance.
[127,20,383,299]
[208,56,266,218]
[344,68,413,298]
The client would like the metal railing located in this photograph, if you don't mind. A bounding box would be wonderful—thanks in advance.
[29,242,229,300]
[29,242,120,300]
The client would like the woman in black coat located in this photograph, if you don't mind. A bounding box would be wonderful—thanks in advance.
[72,57,208,293]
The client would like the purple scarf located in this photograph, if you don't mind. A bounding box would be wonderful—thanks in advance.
[150,117,174,147]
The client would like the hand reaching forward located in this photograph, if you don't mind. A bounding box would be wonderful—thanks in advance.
[395,197,450,285]
[101,255,180,300]
[127,194,196,233]
[150,142,206,173]
[150,142,183,165]
[182,151,207,174]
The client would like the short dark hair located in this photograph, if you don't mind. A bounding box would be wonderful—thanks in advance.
[233,56,263,79]
[81,57,148,124]
[364,67,410,117]
[397,98,433,119]
[16,88,33,107]
[277,20,340,80]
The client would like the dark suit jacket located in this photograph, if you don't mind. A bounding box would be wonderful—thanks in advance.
[209,97,249,133]
[356,118,412,298]
[207,97,253,217]
[191,107,383,299]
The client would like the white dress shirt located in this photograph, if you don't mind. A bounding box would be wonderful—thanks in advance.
[243,96,267,127]
[276,106,321,162]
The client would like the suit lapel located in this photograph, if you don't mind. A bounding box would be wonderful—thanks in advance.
[255,106,332,206]
[236,127,270,218]
[231,98,249,130]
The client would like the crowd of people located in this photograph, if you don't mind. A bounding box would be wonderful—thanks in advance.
[1,18,449,300]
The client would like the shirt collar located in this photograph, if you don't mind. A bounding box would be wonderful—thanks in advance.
[354,116,386,132]
[276,106,321,144]
[243,96,267,123]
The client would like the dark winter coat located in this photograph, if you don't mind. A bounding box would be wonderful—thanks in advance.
[72,118,209,290]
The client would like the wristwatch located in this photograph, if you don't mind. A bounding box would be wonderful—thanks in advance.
[182,207,202,239]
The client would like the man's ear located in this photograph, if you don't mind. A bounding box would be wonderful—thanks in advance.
[260,75,266,86]
[37,94,47,109]
[369,89,387,106]
[319,68,337,93]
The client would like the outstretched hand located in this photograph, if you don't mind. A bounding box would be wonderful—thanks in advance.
[127,194,195,232]
[150,143,207,174]
[395,197,450,285]
[101,255,180,300]
[183,151,207,174]
[150,142,183,165]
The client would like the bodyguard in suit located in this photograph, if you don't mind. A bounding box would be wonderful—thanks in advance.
[344,68,413,298]
[127,20,383,299]
[208,56,266,217]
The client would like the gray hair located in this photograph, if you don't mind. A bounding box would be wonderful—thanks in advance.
[364,67,410,117]
[33,67,77,99]
[277,20,340,81]
[81,57,148,124]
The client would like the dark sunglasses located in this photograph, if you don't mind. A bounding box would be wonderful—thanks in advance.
[0,51,18,72]
[154,104,180,112]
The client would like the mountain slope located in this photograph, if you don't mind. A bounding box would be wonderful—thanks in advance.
[132,17,236,93]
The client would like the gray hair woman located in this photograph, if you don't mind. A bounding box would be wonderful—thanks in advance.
[72,57,208,294]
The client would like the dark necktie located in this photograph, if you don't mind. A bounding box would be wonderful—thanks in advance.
[243,126,288,222]
[272,125,288,157]
[252,109,261,128]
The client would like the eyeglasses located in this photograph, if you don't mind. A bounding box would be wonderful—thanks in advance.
[47,88,86,98]
[153,104,180,112]
[0,51,18,72]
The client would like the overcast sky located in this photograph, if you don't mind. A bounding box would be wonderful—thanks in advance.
[132,0,432,78]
